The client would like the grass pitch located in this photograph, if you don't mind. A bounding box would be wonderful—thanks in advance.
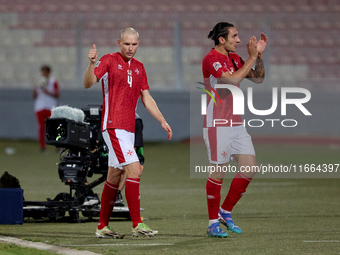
[0,243,59,255]
[0,140,339,255]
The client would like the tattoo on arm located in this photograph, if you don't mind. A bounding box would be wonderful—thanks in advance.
[254,58,265,78]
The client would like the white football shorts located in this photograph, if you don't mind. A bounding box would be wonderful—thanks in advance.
[102,129,139,169]
[203,125,255,164]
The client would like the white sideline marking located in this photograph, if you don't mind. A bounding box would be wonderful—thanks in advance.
[0,235,101,255]
[63,243,174,247]
[251,182,297,186]
[303,240,340,243]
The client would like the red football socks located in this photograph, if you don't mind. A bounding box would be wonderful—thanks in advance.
[221,172,252,212]
[98,181,118,230]
[206,178,222,220]
[125,178,142,228]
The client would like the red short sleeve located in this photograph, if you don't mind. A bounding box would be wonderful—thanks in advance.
[94,55,111,81]
[202,55,230,79]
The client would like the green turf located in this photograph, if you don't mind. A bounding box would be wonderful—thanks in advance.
[0,140,339,255]
[0,243,58,255]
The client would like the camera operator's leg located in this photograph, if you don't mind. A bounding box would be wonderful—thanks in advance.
[115,171,127,206]
[96,167,125,239]
[36,109,51,152]
[118,171,126,192]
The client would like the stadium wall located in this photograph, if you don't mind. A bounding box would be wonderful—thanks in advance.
[0,89,339,142]
[0,89,190,142]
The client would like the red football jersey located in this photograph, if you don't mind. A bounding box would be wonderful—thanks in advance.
[94,52,149,133]
[202,48,244,128]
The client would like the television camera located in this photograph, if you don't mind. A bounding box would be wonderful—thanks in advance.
[23,105,130,222]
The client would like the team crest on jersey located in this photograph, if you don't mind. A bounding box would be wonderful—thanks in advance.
[135,68,139,75]
[127,70,132,75]
[213,62,222,71]
[230,67,234,73]
[118,64,123,70]
[94,61,101,68]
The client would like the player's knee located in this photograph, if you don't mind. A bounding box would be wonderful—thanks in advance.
[125,162,142,178]
[107,168,122,184]
[209,176,223,183]
[134,166,143,178]
[209,171,225,181]
[242,171,256,179]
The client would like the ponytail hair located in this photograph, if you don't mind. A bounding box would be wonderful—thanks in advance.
[208,22,234,46]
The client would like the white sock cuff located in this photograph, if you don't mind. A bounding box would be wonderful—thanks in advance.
[209,219,219,226]
[219,208,231,214]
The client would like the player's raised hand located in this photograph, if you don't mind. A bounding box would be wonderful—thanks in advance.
[257,33,268,54]
[247,36,258,59]
[162,122,173,140]
[88,44,97,63]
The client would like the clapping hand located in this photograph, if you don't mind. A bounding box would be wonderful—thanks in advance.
[257,33,268,55]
